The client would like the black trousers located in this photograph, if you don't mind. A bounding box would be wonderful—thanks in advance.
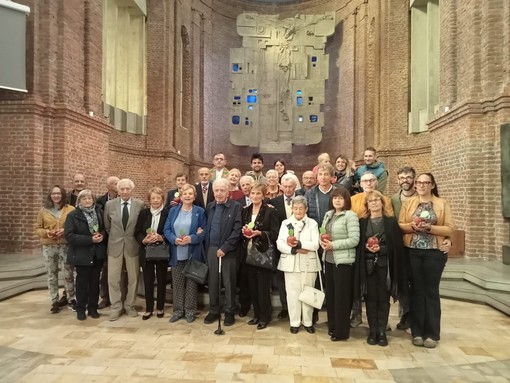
[142,259,168,312]
[247,264,272,323]
[238,262,252,313]
[325,262,353,339]
[365,264,390,333]
[409,248,446,341]
[207,247,237,315]
[75,259,104,313]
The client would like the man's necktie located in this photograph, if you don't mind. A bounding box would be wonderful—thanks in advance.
[202,185,208,194]
[122,202,129,230]
[246,197,251,206]
[286,197,292,206]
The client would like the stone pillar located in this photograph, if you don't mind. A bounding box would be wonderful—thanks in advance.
[502,123,510,264]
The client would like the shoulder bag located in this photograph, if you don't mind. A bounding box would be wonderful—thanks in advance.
[182,247,208,284]
[298,256,325,309]
[245,232,277,270]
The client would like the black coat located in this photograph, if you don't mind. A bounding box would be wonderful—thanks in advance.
[205,199,242,258]
[270,195,289,225]
[64,206,107,266]
[240,203,280,262]
[353,215,406,303]
[134,207,170,263]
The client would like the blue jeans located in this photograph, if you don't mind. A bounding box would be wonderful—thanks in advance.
[409,248,447,341]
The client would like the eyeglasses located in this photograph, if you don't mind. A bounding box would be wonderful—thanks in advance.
[361,179,376,184]
[367,198,381,203]
[398,176,414,181]
[415,181,432,186]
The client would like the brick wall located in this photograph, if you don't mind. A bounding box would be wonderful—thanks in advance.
[0,0,508,259]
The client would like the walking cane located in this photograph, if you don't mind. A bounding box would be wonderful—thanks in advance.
[214,256,225,335]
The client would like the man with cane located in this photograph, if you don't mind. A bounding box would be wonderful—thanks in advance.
[203,178,242,328]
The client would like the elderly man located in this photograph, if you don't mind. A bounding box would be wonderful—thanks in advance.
[194,167,214,209]
[210,152,229,180]
[96,176,120,211]
[236,175,254,207]
[104,178,145,321]
[203,178,242,327]
[271,173,300,319]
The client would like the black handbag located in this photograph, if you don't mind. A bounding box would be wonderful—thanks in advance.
[145,242,169,261]
[183,257,208,284]
[245,232,277,270]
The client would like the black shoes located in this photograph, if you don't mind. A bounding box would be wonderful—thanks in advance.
[142,312,153,321]
[290,326,299,334]
[248,318,259,325]
[50,302,60,314]
[77,311,86,321]
[156,311,164,318]
[224,314,235,326]
[68,299,77,312]
[331,336,347,342]
[277,309,288,319]
[377,332,388,347]
[57,295,68,307]
[304,326,315,334]
[88,310,100,319]
[257,322,267,330]
[169,313,184,323]
[204,312,220,324]
[367,332,377,345]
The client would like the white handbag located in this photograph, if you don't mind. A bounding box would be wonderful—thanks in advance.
[298,256,325,310]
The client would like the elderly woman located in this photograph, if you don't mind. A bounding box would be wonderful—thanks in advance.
[334,155,356,194]
[35,185,76,314]
[354,190,404,347]
[320,187,360,341]
[241,181,279,330]
[399,173,455,348]
[134,187,170,320]
[265,169,283,199]
[64,190,107,320]
[276,196,320,334]
[228,167,244,201]
[164,183,207,323]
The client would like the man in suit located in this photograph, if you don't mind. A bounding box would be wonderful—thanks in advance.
[164,173,188,208]
[210,152,229,181]
[104,178,145,321]
[236,175,254,207]
[194,167,214,209]
[203,178,242,327]
[270,173,300,319]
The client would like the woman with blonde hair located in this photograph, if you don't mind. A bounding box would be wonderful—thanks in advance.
[135,187,170,320]
[354,190,404,346]
[164,184,207,323]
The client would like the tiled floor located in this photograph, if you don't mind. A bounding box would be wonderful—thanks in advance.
[1,290,510,382]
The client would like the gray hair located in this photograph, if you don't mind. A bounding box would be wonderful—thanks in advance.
[281,173,299,185]
[213,178,229,189]
[117,178,135,189]
[77,189,95,205]
[292,195,307,209]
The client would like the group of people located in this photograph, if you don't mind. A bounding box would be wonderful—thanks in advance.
[35,148,455,349]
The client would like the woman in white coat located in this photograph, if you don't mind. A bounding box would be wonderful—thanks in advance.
[276,196,320,334]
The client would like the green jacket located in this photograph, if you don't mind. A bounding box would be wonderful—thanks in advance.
[321,209,360,265]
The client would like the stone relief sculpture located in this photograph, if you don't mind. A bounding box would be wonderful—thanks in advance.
[230,12,335,153]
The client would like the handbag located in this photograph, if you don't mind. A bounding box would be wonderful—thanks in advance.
[182,257,208,284]
[298,256,325,310]
[145,242,169,261]
[245,232,277,270]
